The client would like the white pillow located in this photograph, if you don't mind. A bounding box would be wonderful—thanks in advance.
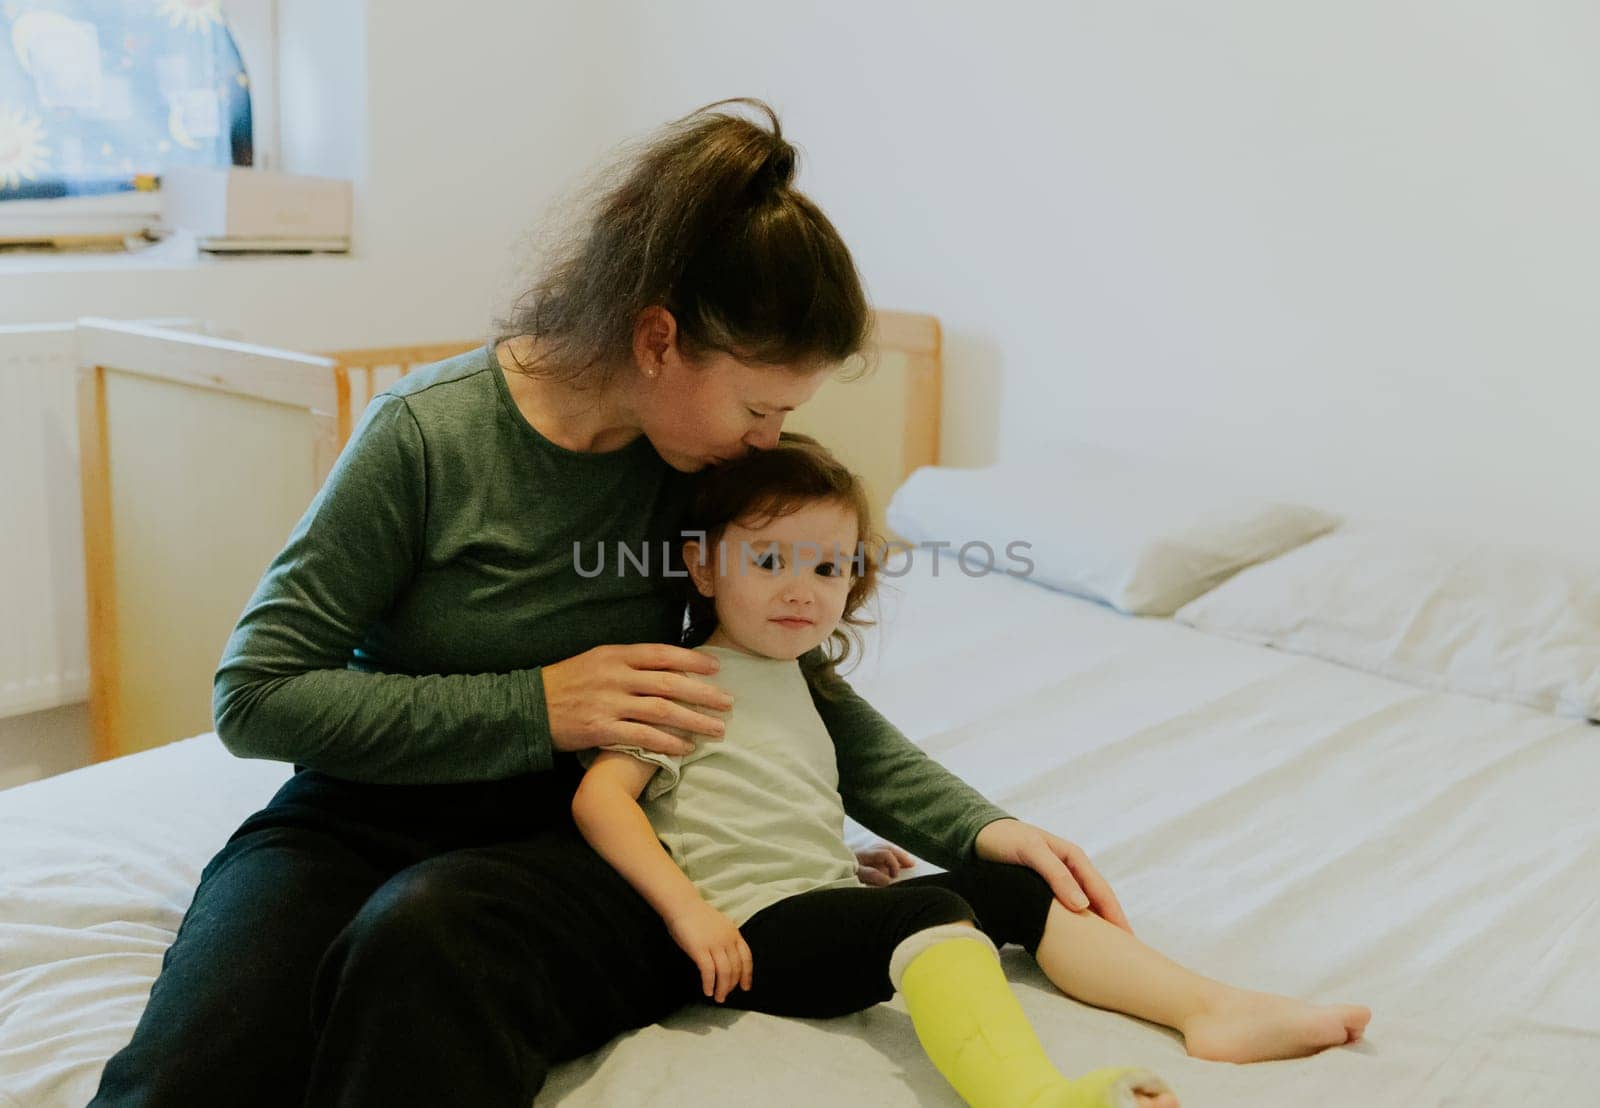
[1174,525,1600,721]
[884,446,1339,616]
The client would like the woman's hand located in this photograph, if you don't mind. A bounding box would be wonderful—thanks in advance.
[666,901,753,1004]
[543,644,734,757]
[975,818,1134,935]
[854,842,917,887]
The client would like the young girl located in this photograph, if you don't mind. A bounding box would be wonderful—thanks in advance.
[572,434,1370,1108]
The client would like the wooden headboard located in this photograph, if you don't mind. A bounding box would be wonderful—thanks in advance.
[75,310,940,760]
[784,310,941,540]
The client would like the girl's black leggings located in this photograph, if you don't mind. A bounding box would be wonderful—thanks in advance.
[88,758,1056,1108]
[725,860,1057,1019]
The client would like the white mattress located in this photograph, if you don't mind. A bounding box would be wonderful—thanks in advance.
[3,559,1598,1106]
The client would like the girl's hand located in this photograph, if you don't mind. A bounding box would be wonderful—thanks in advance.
[543,644,734,757]
[854,842,917,886]
[666,901,753,1004]
[974,818,1134,935]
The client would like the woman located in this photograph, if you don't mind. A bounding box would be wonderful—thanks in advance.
[90,98,1129,1107]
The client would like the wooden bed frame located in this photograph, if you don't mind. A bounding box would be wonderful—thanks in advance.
[75,311,941,761]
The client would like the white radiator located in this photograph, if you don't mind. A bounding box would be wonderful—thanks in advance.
[0,324,88,719]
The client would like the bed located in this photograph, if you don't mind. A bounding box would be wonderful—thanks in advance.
[4,541,1598,1105]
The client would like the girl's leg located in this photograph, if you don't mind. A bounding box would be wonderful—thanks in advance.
[911,860,1371,1064]
[1032,899,1372,1063]
[725,883,978,1017]
[892,927,1173,1108]
[730,885,1174,1108]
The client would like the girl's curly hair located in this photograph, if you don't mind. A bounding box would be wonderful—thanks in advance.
[678,432,880,694]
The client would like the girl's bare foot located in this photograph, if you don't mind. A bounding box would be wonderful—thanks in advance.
[1038,1068,1179,1108]
[1180,987,1371,1063]
[1134,1084,1179,1108]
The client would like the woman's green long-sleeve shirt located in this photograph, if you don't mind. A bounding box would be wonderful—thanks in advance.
[212,345,1012,869]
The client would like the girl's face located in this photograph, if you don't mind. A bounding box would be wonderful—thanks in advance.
[632,308,833,472]
[685,499,860,660]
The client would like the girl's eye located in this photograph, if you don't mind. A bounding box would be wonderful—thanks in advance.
[755,551,781,571]
[816,562,840,578]
[747,407,766,419]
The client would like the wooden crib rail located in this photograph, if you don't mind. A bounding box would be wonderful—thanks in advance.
[321,341,483,446]
[76,320,342,761]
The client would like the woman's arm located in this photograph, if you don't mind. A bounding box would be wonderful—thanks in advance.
[799,650,1013,872]
[571,751,706,923]
[212,395,550,784]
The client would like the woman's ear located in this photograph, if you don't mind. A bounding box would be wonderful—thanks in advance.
[633,305,680,379]
[682,539,715,598]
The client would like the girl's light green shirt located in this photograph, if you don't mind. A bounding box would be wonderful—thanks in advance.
[579,645,869,926]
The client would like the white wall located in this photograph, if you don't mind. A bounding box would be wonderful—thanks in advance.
[11,2,1592,544]
[597,0,1600,550]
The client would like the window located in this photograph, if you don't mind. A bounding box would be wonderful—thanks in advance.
[0,0,276,242]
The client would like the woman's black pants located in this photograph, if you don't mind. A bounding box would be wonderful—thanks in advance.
[88,758,1056,1107]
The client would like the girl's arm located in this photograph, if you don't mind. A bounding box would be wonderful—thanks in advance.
[571,751,707,923]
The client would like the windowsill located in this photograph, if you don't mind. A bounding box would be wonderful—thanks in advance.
[0,231,357,276]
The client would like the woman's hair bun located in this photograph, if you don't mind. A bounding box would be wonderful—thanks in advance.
[495,94,871,383]
[760,140,797,192]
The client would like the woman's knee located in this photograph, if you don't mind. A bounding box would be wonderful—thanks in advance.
[329,865,470,965]
[308,859,525,1042]
[310,863,486,1031]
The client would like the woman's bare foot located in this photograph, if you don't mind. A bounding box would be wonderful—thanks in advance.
[1180,987,1371,1063]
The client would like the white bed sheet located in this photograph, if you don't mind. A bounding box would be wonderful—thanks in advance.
[3,559,1598,1106]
